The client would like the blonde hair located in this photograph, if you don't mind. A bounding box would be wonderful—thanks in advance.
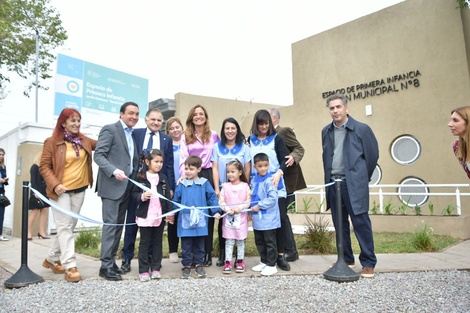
[165,116,184,135]
[184,105,212,144]
[452,106,470,162]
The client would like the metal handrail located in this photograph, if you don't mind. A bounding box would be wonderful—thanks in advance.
[294,183,470,215]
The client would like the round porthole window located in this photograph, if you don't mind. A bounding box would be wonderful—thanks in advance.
[398,177,428,207]
[369,165,382,185]
[391,135,421,165]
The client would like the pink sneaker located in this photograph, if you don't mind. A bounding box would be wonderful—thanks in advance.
[139,272,150,282]
[223,260,232,274]
[235,259,246,273]
[151,270,161,279]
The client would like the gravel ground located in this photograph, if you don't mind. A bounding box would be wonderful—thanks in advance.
[1,268,469,313]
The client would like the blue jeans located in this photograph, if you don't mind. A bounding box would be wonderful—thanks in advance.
[181,236,205,267]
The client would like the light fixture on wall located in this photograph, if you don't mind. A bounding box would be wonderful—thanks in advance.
[365,104,372,116]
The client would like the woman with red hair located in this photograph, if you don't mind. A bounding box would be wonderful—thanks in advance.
[39,108,97,282]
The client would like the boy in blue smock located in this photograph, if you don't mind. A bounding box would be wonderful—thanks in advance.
[250,152,282,276]
[172,155,220,279]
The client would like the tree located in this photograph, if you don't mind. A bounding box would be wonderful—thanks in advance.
[0,0,67,99]
[456,0,470,9]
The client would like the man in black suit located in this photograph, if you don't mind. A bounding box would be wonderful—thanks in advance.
[120,108,175,272]
[94,102,140,281]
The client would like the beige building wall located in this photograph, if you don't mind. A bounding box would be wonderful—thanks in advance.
[290,0,470,214]
[171,0,470,223]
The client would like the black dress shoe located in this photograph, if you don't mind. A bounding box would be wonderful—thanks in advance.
[99,268,122,281]
[277,255,291,271]
[285,251,299,262]
[121,259,131,273]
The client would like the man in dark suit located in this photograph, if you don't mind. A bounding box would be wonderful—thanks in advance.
[269,108,305,262]
[94,102,140,281]
[322,93,378,278]
[120,108,175,272]
[269,108,307,206]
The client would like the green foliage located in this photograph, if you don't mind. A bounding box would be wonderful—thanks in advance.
[75,227,101,257]
[413,204,422,216]
[301,197,313,213]
[428,202,435,216]
[370,200,379,215]
[0,0,67,98]
[398,203,408,215]
[287,200,296,213]
[80,226,459,259]
[441,204,455,216]
[455,0,469,9]
[384,198,395,215]
[300,215,335,254]
[411,222,435,252]
[313,198,324,213]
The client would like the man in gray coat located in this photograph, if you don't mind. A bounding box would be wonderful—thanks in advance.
[322,93,379,278]
[94,102,140,281]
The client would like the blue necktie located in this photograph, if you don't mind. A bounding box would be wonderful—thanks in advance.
[147,132,155,152]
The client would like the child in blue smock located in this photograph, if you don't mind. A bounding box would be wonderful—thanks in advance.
[250,152,281,276]
[172,155,220,279]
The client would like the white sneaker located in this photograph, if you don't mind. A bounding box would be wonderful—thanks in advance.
[169,252,179,263]
[0,235,9,241]
[252,263,267,272]
[261,265,278,276]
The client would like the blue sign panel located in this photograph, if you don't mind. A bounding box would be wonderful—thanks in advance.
[55,54,148,126]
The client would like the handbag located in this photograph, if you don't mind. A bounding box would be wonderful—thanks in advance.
[29,195,45,209]
[0,194,11,207]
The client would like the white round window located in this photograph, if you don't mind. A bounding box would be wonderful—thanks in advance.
[369,165,382,185]
[391,135,421,165]
[398,177,428,207]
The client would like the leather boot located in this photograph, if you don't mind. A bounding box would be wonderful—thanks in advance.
[277,254,291,271]
[203,253,212,267]
[216,249,225,267]
[121,259,131,273]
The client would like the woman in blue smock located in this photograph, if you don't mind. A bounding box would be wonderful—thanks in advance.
[211,117,251,266]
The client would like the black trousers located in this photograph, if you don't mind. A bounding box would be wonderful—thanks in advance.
[138,223,165,274]
[167,213,179,253]
[276,197,297,254]
[254,229,278,267]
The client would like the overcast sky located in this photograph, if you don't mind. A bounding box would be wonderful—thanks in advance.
[0,0,404,135]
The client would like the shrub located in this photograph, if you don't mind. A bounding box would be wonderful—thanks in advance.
[287,200,296,213]
[370,200,379,215]
[428,202,435,216]
[301,214,335,254]
[302,197,313,213]
[75,227,101,251]
[384,199,395,215]
[411,222,435,252]
[413,204,422,216]
[442,204,455,216]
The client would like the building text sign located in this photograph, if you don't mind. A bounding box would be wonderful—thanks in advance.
[322,70,421,101]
